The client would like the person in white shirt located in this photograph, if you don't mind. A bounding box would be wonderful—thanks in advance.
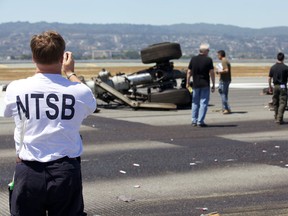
[4,31,96,216]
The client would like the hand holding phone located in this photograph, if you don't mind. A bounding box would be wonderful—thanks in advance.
[62,51,75,74]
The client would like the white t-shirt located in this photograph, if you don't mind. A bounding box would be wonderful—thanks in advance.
[4,73,97,162]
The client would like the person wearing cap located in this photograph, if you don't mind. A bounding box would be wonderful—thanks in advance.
[216,50,232,114]
[186,43,215,127]
[268,52,288,124]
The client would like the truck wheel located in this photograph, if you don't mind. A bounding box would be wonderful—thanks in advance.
[141,42,182,64]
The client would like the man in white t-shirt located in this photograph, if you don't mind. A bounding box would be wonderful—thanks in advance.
[4,31,96,216]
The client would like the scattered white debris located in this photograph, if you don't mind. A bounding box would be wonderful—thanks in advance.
[275,146,280,149]
[200,212,220,216]
[134,185,141,188]
[92,124,96,128]
[117,195,135,202]
[224,159,236,162]
[262,150,267,153]
[214,159,218,162]
[285,164,288,167]
[195,161,203,164]
[196,207,209,211]
[171,138,174,142]
[190,163,197,166]
[133,163,140,167]
[119,170,127,174]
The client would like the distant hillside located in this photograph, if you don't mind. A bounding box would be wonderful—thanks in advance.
[1,22,288,60]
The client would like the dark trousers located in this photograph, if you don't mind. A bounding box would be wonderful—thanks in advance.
[10,157,86,216]
[273,85,287,121]
[218,81,231,111]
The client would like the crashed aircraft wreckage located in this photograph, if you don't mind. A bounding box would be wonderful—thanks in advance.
[81,42,192,110]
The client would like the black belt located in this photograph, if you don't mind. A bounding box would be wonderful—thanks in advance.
[17,156,77,164]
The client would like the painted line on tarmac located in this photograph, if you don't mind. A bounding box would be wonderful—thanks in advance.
[83,140,181,155]
[82,164,288,202]
[229,83,267,89]
[218,130,288,142]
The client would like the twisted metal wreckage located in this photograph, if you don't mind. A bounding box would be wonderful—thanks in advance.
[81,42,192,110]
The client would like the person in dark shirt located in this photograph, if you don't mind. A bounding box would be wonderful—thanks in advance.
[216,50,232,114]
[186,43,215,127]
[268,52,288,124]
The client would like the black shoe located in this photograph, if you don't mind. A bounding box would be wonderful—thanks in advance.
[191,123,197,127]
[198,123,208,128]
[94,108,101,113]
[276,120,284,125]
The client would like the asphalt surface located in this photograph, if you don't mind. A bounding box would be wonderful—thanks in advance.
[1,82,288,215]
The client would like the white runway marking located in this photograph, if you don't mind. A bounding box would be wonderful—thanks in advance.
[219,130,288,142]
[229,83,267,89]
[83,140,181,155]
[83,164,288,204]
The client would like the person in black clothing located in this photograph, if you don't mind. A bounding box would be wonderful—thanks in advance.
[268,52,288,124]
[186,43,215,127]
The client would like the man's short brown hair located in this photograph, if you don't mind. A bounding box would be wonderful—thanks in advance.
[30,31,66,64]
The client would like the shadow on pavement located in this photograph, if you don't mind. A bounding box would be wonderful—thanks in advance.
[231,111,248,114]
[205,124,238,128]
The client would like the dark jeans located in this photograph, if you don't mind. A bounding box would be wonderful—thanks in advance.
[10,157,86,216]
[273,85,287,121]
[218,81,231,111]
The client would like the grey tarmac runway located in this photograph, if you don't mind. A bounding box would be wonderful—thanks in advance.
[1,79,288,216]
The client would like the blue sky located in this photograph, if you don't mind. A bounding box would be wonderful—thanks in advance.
[0,0,287,28]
